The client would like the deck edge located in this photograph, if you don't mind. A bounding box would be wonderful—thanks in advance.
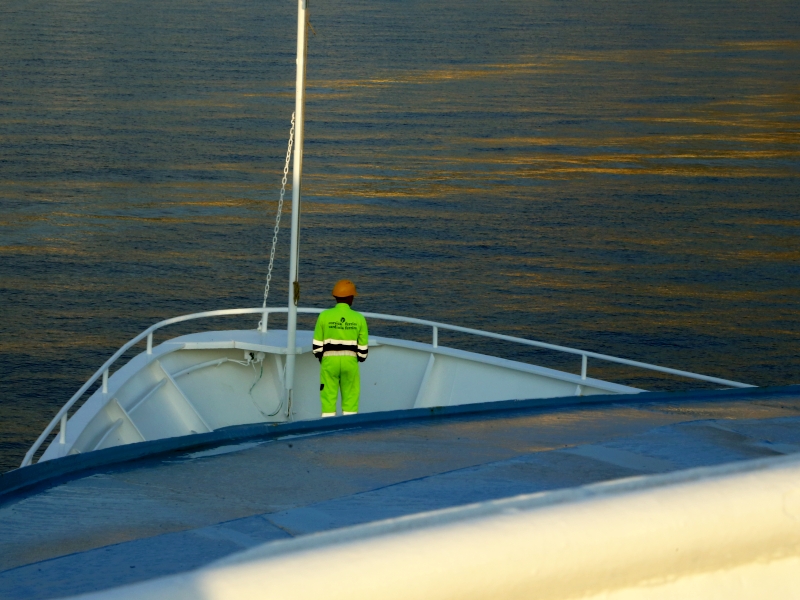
[2,384,797,501]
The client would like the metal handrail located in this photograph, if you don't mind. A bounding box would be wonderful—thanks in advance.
[22,306,754,467]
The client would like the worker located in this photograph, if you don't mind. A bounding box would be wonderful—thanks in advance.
[312,279,369,417]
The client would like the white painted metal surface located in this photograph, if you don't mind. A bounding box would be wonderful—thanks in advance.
[36,331,635,463]
[62,453,800,600]
[23,307,753,467]
[285,0,308,405]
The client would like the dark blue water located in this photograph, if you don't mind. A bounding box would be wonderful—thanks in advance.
[1,0,798,472]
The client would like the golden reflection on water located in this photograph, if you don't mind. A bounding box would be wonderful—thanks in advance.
[1,0,799,471]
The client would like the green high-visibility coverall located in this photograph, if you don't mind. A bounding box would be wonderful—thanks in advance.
[312,303,369,414]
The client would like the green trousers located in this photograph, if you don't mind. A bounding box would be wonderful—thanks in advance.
[320,355,360,413]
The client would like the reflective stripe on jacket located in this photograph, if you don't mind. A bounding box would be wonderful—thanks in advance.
[312,303,369,362]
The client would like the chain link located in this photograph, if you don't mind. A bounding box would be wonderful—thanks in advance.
[258,113,295,329]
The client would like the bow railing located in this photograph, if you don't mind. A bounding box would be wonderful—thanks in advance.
[22,307,754,467]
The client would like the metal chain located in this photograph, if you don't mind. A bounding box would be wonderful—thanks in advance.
[259,113,295,326]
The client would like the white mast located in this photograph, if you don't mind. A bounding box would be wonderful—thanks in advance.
[285,0,308,413]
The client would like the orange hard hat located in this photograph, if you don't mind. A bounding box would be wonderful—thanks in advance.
[332,279,357,298]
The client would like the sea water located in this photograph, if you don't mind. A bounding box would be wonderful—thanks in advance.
[1,0,798,472]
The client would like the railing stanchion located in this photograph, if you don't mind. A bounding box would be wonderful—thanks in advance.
[261,311,269,333]
[581,354,587,380]
[102,369,108,394]
[432,326,438,349]
[147,333,153,355]
[59,414,67,445]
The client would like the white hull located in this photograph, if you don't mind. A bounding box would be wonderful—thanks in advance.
[42,329,641,461]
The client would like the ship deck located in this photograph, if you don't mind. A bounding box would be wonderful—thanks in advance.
[2,385,800,599]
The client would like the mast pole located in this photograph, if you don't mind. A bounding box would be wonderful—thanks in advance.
[285,0,308,413]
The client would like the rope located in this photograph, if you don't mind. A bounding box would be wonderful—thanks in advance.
[258,113,296,331]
